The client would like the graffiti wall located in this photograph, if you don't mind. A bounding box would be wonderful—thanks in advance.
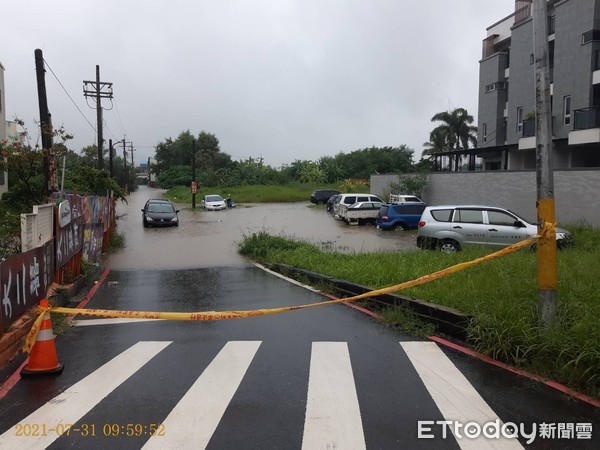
[0,241,54,332]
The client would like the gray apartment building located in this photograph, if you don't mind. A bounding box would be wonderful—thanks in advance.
[477,0,600,170]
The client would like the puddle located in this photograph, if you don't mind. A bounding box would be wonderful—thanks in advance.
[106,185,418,270]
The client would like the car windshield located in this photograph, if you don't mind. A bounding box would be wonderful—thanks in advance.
[206,195,223,202]
[147,203,174,213]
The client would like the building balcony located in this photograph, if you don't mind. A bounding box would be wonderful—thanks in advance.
[519,118,536,150]
[573,107,600,130]
[519,117,556,150]
[569,107,600,145]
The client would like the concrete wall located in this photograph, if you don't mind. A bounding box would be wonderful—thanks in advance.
[371,170,600,226]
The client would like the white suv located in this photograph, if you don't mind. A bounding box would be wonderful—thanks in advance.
[417,205,572,252]
[332,194,383,217]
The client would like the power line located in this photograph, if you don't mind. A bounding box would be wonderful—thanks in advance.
[112,98,127,136]
[42,58,96,132]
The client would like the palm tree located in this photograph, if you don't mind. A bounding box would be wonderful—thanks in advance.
[422,128,450,170]
[430,108,478,170]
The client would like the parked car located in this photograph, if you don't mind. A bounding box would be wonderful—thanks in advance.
[338,201,385,225]
[376,202,427,231]
[389,194,423,203]
[326,194,341,213]
[310,189,341,205]
[417,205,572,252]
[201,194,227,211]
[142,199,179,227]
[333,194,384,217]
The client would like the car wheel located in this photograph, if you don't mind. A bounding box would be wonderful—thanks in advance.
[439,239,460,253]
[392,223,406,231]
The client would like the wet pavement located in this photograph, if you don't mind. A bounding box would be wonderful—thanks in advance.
[1,267,599,449]
[107,185,418,270]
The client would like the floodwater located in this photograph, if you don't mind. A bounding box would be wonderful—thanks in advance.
[106,185,418,270]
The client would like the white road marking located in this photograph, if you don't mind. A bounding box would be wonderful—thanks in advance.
[302,342,366,450]
[143,341,261,450]
[0,341,171,450]
[253,263,322,292]
[401,342,524,450]
[72,318,166,326]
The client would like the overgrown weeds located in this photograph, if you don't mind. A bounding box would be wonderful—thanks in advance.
[238,226,600,399]
[107,230,126,252]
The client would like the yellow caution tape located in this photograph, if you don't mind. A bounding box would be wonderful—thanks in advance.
[24,230,552,353]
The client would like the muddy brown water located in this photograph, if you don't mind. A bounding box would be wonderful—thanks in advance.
[106,185,418,270]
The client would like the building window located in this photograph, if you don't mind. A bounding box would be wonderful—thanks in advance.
[482,123,487,143]
[485,82,508,93]
[517,107,523,132]
[582,29,600,44]
[530,53,534,64]
[548,15,555,35]
[563,96,571,125]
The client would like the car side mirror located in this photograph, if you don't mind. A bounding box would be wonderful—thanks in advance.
[514,220,525,228]
[176,210,180,213]
[141,209,145,212]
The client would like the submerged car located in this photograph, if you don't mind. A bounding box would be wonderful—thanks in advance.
[142,199,179,227]
[376,202,427,230]
[417,205,572,252]
[326,194,341,213]
[310,189,341,205]
[202,194,227,211]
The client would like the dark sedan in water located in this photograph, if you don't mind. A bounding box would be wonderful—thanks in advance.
[142,199,180,227]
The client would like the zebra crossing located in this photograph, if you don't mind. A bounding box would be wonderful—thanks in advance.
[0,341,524,449]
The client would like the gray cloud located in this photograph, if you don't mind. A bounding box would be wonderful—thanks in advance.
[2,0,511,167]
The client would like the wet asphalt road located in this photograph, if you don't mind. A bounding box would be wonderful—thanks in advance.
[0,186,599,449]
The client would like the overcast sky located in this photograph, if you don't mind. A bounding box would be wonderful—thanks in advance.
[2,0,512,167]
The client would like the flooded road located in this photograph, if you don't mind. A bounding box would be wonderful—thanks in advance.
[107,185,418,270]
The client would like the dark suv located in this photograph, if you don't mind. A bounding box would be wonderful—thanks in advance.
[376,202,427,231]
[310,189,341,204]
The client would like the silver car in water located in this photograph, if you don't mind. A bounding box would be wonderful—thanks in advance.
[416,205,572,252]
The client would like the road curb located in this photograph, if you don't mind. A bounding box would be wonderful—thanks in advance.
[268,263,472,341]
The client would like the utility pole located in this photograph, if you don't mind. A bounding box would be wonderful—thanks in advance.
[83,66,113,170]
[191,138,197,209]
[34,49,56,197]
[533,0,557,324]
[129,142,135,173]
[122,138,128,194]
[109,139,114,178]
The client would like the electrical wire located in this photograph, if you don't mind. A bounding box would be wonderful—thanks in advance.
[43,58,96,132]
[112,98,127,136]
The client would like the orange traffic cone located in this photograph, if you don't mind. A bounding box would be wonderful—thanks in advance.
[21,299,64,377]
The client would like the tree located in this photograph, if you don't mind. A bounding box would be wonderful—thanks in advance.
[334,146,414,178]
[430,108,478,170]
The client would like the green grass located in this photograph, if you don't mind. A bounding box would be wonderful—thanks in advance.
[238,227,600,399]
[164,183,343,204]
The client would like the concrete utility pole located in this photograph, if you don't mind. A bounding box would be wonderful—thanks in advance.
[34,49,55,197]
[122,138,128,194]
[533,0,557,324]
[83,66,113,170]
[191,138,197,209]
[109,139,114,178]
[129,142,135,173]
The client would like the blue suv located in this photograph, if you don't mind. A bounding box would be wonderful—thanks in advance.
[376,202,427,231]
